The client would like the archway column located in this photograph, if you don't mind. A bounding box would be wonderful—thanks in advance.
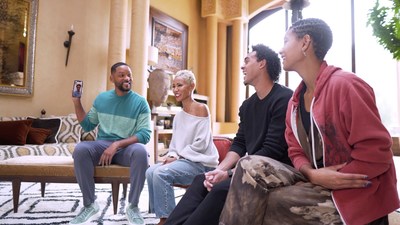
[107,0,128,90]
[202,0,247,123]
[229,19,244,122]
[205,16,218,123]
[129,0,150,97]
[216,22,227,122]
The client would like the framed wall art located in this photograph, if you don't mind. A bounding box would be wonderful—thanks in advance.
[149,8,188,74]
[0,0,38,96]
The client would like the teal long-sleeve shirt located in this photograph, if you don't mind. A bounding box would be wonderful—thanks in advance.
[81,90,151,144]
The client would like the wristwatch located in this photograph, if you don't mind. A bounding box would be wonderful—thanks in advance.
[227,169,233,178]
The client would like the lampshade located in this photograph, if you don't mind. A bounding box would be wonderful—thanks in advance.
[148,46,159,66]
[282,0,310,10]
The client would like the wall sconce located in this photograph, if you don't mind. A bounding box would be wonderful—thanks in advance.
[148,46,159,72]
[63,25,75,66]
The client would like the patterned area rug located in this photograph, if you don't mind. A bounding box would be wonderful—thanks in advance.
[0,181,179,225]
[1,181,399,224]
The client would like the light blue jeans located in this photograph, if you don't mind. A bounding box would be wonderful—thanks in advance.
[146,159,214,218]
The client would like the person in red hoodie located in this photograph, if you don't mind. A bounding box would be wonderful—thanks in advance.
[219,18,399,225]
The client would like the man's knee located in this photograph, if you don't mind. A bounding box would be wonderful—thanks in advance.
[210,181,229,197]
[72,143,90,160]
[127,143,148,158]
[193,174,206,184]
[184,174,207,196]
[204,179,230,206]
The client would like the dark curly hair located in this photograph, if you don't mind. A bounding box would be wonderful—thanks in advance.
[289,18,333,60]
[252,44,281,82]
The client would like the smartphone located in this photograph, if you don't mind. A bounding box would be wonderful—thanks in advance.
[72,80,83,97]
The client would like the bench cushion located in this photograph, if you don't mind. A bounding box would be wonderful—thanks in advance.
[0,155,73,165]
[0,143,75,161]
[0,156,129,178]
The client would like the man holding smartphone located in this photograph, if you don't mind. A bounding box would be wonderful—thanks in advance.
[70,62,151,225]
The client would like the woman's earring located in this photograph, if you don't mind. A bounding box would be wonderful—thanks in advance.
[302,50,307,57]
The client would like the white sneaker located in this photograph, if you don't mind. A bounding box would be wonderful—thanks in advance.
[69,202,99,224]
[126,203,144,225]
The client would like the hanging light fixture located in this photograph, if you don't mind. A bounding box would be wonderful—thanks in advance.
[282,0,310,23]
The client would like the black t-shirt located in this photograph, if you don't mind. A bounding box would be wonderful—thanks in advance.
[230,83,293,166]
[300,85,310,134]
[299,85,324,168]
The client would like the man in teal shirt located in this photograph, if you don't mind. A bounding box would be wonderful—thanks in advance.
[71,62,151,225]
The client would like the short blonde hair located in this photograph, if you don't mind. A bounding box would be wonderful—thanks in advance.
[175,70,196,85]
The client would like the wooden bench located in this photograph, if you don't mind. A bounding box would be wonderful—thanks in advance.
[0,156,129,214]
[0,137,233,214]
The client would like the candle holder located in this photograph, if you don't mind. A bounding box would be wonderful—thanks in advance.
[63,29,75,66]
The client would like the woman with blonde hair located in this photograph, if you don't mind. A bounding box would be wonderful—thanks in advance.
[146,70,218,225]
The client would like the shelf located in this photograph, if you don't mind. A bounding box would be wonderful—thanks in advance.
[152,106,182,116]
[157,129,173,134]
[152,111,179,116]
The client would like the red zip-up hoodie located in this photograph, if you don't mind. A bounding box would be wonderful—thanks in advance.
[285,62,399,225]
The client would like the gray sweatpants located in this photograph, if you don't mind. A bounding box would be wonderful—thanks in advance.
[72,140,148,207]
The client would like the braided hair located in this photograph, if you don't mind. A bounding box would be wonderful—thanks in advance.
[290,18,333,60]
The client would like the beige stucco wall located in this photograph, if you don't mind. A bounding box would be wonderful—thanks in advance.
[249,0,284,17]
[0,0,110,117]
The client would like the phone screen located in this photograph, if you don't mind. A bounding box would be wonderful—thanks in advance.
[72,80,83,97]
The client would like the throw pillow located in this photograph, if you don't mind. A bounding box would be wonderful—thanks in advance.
[0,116,27,121]
[0,120,33,145]
[81,126,98,141]
[27,117,61,143]
[26,127,52,145]
[56,114,82,143]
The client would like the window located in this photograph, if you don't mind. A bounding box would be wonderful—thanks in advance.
[353,0,399,130]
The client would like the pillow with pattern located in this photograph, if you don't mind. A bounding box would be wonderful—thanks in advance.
[55,114,82,143]
[81,127,98,141]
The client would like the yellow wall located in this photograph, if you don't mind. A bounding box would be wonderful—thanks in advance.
[0,0,110,117]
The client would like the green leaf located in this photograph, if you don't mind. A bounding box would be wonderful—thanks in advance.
[367,0,400,60]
